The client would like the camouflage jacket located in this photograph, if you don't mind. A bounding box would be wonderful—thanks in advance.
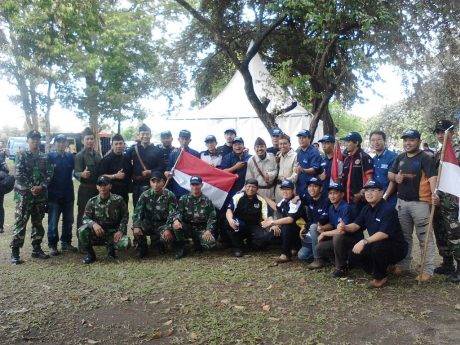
[14,150,53,193]
[176,193,216,231]
[132,188,177,228]
[82,193,128,234]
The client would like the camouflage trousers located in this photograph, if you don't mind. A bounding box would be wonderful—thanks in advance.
[174,223,216,250]
[134,220,172,246]
[10,191,46,248]
[433,193,460,260]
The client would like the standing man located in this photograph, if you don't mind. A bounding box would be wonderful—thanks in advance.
[200,135,223,167]
[157,130,175,167]
[274,134,297,202]
[388,129,437,282]
[220,136,251,197]
[166,130,200,198]
[340,132,373,219]
[246,137,278,200]
[10,130,53,264]
[172,176,217,258]
[98,134,132,204]
[369,130,397,206]
[217,128,236,157]
[432,120,460,282]
[74,127,102,229]
[318,134,335,197]
[78,176,129,264]
[267,127,283,155]
[0,145,10,233]
[127,124,165,206]
[47,134,76,256]
[295,129,323,198]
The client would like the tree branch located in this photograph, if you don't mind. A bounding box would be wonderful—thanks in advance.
[272,101,297,116]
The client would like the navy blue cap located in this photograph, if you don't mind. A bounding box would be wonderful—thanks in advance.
[434,120,454,133]
[363,179,384,190]
[224,128,236,135]
[401,129,421,139]
[307,177,323,186]
[271,128,283,137]
[179,129,191,139]
[96,176,112,186]
[280,179,295,189]
[318,134,335,143]
[341,132,362,143]
[233,136,244,144]
[328,182,344,192]
[160,130,172,138]
[204,135,217,143]
[150,171,165,181]
[27,130,41,139]
[55,134,67,142]
[190,176,202,185]
[296,129,312,138]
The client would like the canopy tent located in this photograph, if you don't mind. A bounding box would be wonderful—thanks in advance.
[148,52,322,152]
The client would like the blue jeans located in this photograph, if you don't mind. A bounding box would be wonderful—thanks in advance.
[298,223,319,261]
[47,200,74,247]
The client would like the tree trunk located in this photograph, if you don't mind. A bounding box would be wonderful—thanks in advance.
[85,74,101,155]
[309,91,336,138]
[43,80,53,152]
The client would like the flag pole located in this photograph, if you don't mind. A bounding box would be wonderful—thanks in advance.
[163,148,184,190]
[418,125,453,279]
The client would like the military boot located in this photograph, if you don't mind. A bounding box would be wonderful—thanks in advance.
[174,241,187,259]
[448,260,460,284]
[11,247,22,265]
[434,256,455,275]
[83,246,96,264]
[137,237,148,259]
[31,244,50,259]
[107,243,117,260]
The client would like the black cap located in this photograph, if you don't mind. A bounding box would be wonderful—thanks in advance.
[204,135,217,143]
[363,179,384,190]
[190,176,202,185]
[224,128,236,135]
[307,177,323,186]
[296,129,312,138]
[55,134,67,142]
[160,130,172,138]
[341,132,362,143]
[434,120,454,133]
[150,171,165,181]
[254,137,266,146]
[401,129,421,139]
[328,182,344,192]
[318,134,335,143]
[233,136,244,144]
[271,128,283,137]
[96,176,112,186]
[280,179,294,189]
[179,129,191,139]
[138,123,151,133]
[245,178,258,187]
[27,130,41,139]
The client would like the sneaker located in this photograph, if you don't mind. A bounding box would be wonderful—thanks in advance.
[415,272,432,282]
[307,259,326,270]
[31,246,50,259]
[332,269,348,278]
[369,277,388,288]
[49,246,60,257]
[61,243,78,253]
[276,254,291,263]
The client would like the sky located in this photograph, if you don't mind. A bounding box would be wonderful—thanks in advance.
[0,63,405,133]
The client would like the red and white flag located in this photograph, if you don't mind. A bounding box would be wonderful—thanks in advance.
[330,141,344,184]
[437,137,460,197]
[172,150,238,208]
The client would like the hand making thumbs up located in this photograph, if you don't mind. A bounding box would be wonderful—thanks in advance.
[337,218,346,233]
[395,170,404,184]
[81,166,91,179]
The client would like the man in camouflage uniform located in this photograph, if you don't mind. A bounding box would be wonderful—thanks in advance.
[433,119,460,283]
[132,171,178,258]
[78,176,129,264]
[11,130,53,264]
[172,176,217,259]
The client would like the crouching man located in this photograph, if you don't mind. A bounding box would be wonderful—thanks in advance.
[226,178,274,257]
[78,176,129,264]
[172,176,217,259]
[132,171,178,258]
[341,180,408,287]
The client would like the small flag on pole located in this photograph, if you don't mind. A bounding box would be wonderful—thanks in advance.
[437,136,460,197]
[330,141,344,184]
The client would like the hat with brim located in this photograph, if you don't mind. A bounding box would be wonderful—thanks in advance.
[96,176,112,186]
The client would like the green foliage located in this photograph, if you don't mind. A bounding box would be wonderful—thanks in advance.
[121,125,137,141]
[329,102,365,139]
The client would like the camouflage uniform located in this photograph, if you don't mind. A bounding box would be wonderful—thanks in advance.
[175,193,217,250]
[132,188,177,250]
[78,193,128,252]
[11,150,53,248]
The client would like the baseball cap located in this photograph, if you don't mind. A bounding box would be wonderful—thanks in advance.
[401,129,421,139]
[280,179,294,189]
[27,130,41,139]
[224,128,236,135]
[271,128,283,137]
[96,176,112,186]
[318,134,335,143]
[204,135,217,143]
[296,129,312,138]
[233,136,244,144]
[307,177,323,186]
[328,182,344,192]
[363,179,384,190]
[150,171,165,181]
[55,134,67,142]
[341,132,362,143]
[190,176,203,185]
[433,120,454,133]
[179,130,191,139]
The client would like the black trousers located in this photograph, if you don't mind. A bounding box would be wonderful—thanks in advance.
[280,224,301,257]
[0,193,4,229]
[316,233,359,270]
[76,185,98,228]
[227,223,274,251]
[132,184,149,207]
[350,239,408,280]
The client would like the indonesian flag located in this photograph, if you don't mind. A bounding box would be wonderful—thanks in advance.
[330,141,344,184]
[172,150,238,208]
[437,136,460,197]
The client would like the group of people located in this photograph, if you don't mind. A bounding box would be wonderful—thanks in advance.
[4,119,460,288]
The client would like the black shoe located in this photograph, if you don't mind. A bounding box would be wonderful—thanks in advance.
[174,242,187,259]
[332,269,348,278]
[233,249,243,258]
[194,244,204,253]
[434,257,455,275]
[138,244,148,259]
[83,247,96,264]
[107,245,117,260]
[49,246,60,257]
[448,261,460,284]
[61,243,78,253]
[0,227,4,234]
[31,246,50,259]
[11,247,22,265]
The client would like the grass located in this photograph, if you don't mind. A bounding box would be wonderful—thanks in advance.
[0,174,459,344]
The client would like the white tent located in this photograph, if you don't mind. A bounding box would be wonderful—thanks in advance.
[148,52,322,152]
